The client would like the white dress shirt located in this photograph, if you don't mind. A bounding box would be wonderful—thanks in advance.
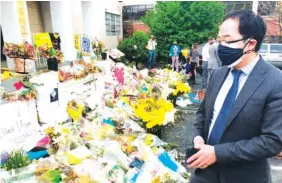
[208,55,260,137]
[202,43,210,62]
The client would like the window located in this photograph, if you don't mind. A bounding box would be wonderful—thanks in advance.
[259,44,268,53]
[105,12,121,36]
[270,44,282,53]
[122,5,154,21]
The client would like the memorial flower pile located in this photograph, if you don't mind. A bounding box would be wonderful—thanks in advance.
[0,58,193,183]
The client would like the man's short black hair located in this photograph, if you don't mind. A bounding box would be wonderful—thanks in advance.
[224,10,266,52]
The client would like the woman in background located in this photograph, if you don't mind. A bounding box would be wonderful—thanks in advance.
[169,41,181,71]
[189,43,200,85]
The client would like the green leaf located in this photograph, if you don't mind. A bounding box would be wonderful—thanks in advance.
[50,47,56,56]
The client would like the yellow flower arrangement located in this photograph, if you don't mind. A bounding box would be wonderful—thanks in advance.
[172,81,191,96]
[67,100,84,122]
[132,97,173,129]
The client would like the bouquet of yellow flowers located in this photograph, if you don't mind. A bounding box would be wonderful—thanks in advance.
[131,97,174,129]
[167,81,191,105]
[172,81,191,96]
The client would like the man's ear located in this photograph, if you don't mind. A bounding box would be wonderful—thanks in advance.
[246,39,257,52]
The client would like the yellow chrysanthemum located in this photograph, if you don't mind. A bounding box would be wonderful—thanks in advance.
[132,97,173,129]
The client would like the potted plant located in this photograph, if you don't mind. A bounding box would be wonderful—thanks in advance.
[0,150,36,182]
[38,45,64,71]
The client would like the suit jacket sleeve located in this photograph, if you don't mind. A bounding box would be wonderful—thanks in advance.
[193,69,217,140]
[215,84,282,164]
[193,95,206,139]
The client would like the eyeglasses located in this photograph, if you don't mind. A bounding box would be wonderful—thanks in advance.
[219,38,248,45]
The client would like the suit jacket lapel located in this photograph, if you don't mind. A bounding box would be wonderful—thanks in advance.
[223,58,268,133]
[204,66,230,139]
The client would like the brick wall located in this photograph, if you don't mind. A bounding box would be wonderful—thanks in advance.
[132,22,150,33]
[26,1,44,33]
[123,21,150,37]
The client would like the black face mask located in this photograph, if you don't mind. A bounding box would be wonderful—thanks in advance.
[218,40,250,66]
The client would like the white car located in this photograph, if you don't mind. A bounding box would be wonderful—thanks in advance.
[259,43,282,69]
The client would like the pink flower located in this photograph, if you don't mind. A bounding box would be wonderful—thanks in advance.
[14,81,25,90]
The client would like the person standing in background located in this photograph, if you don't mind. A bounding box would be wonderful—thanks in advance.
[169,41,181,71]
[146,35,157,69]
[189,43,200,85]
[208,38,221,80]
[201,37,213,90]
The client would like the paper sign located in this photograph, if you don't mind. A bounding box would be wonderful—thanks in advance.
[0,100,41,152]
[82,37,91,53]
[33,33,53,47]
[74,34,81,51]
[16,1,29,37]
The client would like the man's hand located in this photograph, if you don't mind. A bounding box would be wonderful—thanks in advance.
[193,136,205,149]
[186,144,217,169]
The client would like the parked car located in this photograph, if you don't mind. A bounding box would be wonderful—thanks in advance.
[259,43,282,69]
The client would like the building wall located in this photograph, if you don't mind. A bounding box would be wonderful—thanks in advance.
[1,0,123,63]
[40,1,53,32]
[133,21,149,33]
[1,1,23,43]
[82,0,122,49]
[100,0,123,49]
[26,1,44,33]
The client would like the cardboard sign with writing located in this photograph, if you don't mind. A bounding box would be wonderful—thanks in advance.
[0,100,41,152]
[74,34,81,51]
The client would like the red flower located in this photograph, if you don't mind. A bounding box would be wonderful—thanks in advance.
[14,81,25,90]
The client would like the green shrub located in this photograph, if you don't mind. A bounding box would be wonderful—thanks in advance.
[118,31,149,65]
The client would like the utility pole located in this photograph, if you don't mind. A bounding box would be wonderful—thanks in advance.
[252,0,258,14]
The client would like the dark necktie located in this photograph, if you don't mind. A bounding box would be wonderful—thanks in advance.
[208,69,243,145]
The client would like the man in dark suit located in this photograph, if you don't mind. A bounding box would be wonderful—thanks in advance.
[187,10,282,183]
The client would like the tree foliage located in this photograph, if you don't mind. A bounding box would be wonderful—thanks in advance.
[142,1,225,63]
[118,31,149,64]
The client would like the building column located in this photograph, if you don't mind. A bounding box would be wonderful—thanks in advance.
[50,0,84,61]
[1,1,32,69]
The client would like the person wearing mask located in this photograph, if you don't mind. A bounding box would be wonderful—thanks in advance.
[146,35,157,69]
[201,37,213,90]
[189,43,200,85]
[208,38,221,80]
[187,10,282,183]
[169,41,181,71]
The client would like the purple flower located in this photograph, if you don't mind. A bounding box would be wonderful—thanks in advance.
[0,152,9,165]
